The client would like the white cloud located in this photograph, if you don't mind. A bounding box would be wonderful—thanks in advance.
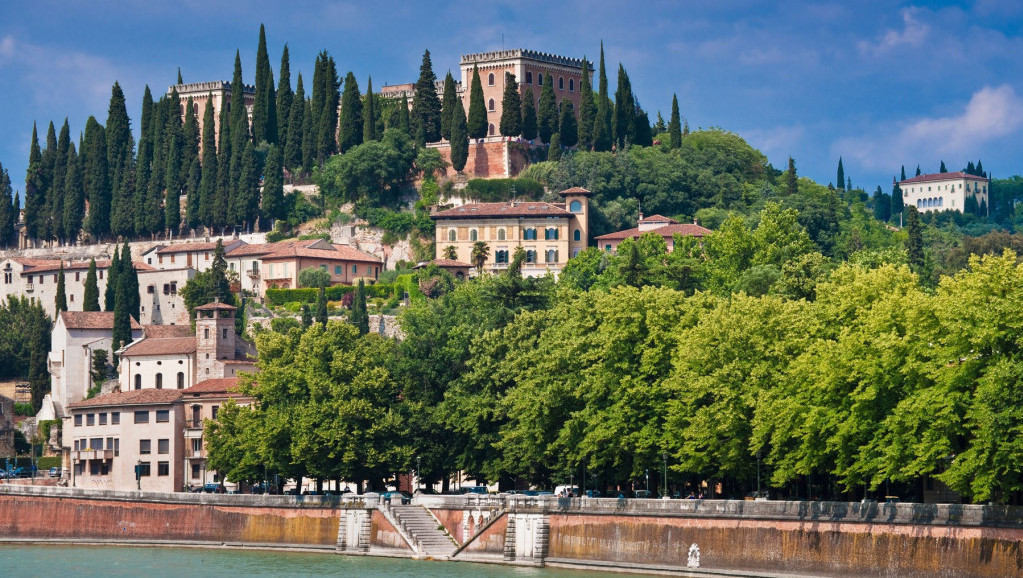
[833,85,1023,170]
[0,35,14,61]
[0,35,121,112]
[743,124,806,163]
[858,7,929,55]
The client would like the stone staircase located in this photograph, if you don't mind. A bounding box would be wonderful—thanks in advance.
[390,504,458,557]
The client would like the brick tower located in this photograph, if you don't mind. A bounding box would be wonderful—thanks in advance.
[194,301,236,380]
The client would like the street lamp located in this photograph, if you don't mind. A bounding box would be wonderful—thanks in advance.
[662,452,668,498]
[645,469,649,492]
[416,456,421,492]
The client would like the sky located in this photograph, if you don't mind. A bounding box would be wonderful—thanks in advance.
[1,0,1021,198]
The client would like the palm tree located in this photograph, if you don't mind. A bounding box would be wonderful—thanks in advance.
[443,245,458,260]
[470,241,490,274]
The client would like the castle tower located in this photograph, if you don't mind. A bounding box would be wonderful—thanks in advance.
[194,301,236,380]
[559,187,592,258]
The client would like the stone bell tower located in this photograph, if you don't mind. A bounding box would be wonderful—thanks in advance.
[194,300,236,380]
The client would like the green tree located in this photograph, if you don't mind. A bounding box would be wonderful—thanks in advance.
[499,73,522,137]
[449,97,469,173]
[577,57,595,150]
[83,258,100,311]
[592,43,613,152]
[363,76,378,143]
[410,50,442,143]
[301,303,312,328]
[338,72,363,152]
[905,206,924,271]
[520,88,537,141]
[106,82,135,238]
[55,264,67,313]
[439,71,456,141]
[351,279,369,335]
[467,64,488,139]
[836,157,845,190]
[786,157,798,196]
[231,141,259,230]
[180,239,237,320]
[612,64,635,149]
[316,128,415,208]
[183,97,202,230]
[104,245,120,312]
[261,144,285,226]
[23,123,44,241]
[284,73,305,172]
[197,97,217,229]
[668,94,681,149]
[537,77,557,144]
[313,51,340,163]
[299,266,331,288]
[939,160,947,173]
[559,100,577,148]
[277,44,293,149]
[252,24,277,144]
[82,117,109,241]
[547,133,562,161]
[890,180,904,218]
[471,241,490,273]
[62,141,85,242]
[89,349,110,395]
[315,285,327,327]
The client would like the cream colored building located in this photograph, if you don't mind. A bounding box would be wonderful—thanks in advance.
[0,257,112,319]
[594,214,713,253]
[899,172,990,214]
[182,377,249,489]
[430,187,591,277]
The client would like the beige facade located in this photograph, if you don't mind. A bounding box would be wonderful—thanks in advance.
[431,188,591,276]
[138,267,194,326]
[594,215,713,253]
[0,258,112,319]
[171,82,255,152]
[899,172,990,214]
[181,378,249,489]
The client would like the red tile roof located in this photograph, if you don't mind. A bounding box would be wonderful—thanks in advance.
[260,242,381,263]
[194,301,237,311]
[68,388,183,409]
[143,325,193,338]
[595,223,713,241]
[155,239,243,254]
[60,311,142,331]
[120,336,197,357]
[430,259,471,268]
[900,172,988,185]
[431,202,573,220]
[21,259,112,274]
[558,187,593,196]
[184,377,241,395]
[640,215,676,224]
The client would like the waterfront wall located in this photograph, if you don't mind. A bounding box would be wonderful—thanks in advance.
[0,485,339,548]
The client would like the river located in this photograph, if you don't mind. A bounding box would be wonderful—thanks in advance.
[0,544,652,577]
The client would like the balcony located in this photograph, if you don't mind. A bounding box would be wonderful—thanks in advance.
[73,449,113,461]
[25,282,34,292]
[247,268,260,278]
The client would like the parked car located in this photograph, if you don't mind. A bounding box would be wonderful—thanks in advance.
[462,486,489,495]
[381,491,411,504]
[634,489,657,499]
[583,489,602,498]
[554,485,580,497]
[202,483,224,494]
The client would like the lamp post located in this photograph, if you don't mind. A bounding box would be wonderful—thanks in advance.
[416,455,421,492]
[645,469,649,492]
[662,452,667,498]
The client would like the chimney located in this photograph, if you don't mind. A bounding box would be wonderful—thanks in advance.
[693,217,698,225]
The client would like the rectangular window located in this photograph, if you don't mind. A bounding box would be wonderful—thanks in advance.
[335,265,341,275]
[111,412,120,425]
[90,460,102,476]
[74,414,82,427]
[191,464,201,479]
[99,270,103,279]
[134,411,149,424]
[212,406,219,420]
[192,439,202,453]
[89,437,103,450]
[139,439,152,454]
[74,439,80,451]
[86,413,95,426]
[138,462,151,477]
[147,285,155,294]
[158,439,169,454]
[156,410,170,423]
[352,264,357,274]
[158,462,169,476]
[99,413,107,425]
[75,272,80,282]
[74,463,84,477]
[114,438,120,456]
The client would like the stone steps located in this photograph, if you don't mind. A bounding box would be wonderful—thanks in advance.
[390,505,458,556]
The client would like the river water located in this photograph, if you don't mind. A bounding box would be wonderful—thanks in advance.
[0,544,650,577]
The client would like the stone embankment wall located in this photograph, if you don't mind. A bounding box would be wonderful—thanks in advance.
[0,485,339,549]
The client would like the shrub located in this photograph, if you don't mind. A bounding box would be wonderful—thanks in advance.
[464,178,544,202]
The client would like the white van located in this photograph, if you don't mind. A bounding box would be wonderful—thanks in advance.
[554,485,580,497]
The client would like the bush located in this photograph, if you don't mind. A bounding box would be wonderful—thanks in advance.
[36,456,60,469]
[270,317,302,333]
[464,178,544,202]
[13,402,33,416]
[267,284,398,307]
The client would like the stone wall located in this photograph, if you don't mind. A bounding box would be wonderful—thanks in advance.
[431,139,532,180]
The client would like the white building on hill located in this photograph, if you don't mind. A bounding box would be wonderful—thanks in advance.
[899,172,990,214]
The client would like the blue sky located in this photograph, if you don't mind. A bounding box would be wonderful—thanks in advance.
[1,1,1021,198]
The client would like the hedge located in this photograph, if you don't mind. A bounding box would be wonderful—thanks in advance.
[464,178,544,202]
[266,282,398,307]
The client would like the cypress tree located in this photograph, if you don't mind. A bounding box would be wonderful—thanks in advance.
[548,133,562,161]
[668,94,682,149]
[592,42,613,152]
[836,157,845,190]
[62,142,84,242]
[440,71,457,141]
[122,240,140,322]
[363,76,378,142]
[231,141,259,230]
[316,53,340,163]
[284,73,305,172]
[0,164,13,247]
[965,160,976,175]
[214,78,233,230]
[847,176,852,191]
[111,261,131,355]
[82,117,109,241]
[396,94,411,137]
[39,122,56,241]
[915,165,921,176]
[183,98,201,230]
[499,72,522,137]
[977,159,985,178]
[683,118,690,136]
[338,72,363,152]
[104,245,120,312]
[310,52,326,155]
[135,86,155,225]
[252,24,277,144]
[50,120,71,242]
[612,64,635,149]
[872,186,891,222]
[654,111,666,133]
[277,44,293,148]
[905,206,923,270]
[55,263,67,313]
[301,304,312,328]
[141,97,167,236]
[449,96,469,173]
[410,50,442,143]
[633,107,652,147]
[261,144,285,226]
[315,285,327,327]
[467,64,488,139]
[24,123,44,240]
[891,180,904,217]
[538,79,557,144]
[559,100,578,147]
[198,97,217,229]
[577,57,595,150]
[786,157,798,196]
[520,88,537,141]
[106,82,135,238]
[83,258,100,311]
[165,136,182,233]
[939,160,947,173]
[901,165,907,181]
[351,279,369,335]
[301,96,315,173]
[229,51,249,225]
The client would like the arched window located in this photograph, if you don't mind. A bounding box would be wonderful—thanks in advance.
[470,229,478,242]
[546,250,558,263]
[177,372,184,389]
[155,374,163,389]
[497,229,506,241]
[526,71,533,84]
[134,374,142,390]
[488,98,495,112]
[523,228,537,240]
[537,73,543,86]
[488,123,495,136]
[574,229,581,242]
[488,73,495,86]
[525,250,536,263]
[448,229,456,242]
[558,77,564,90]
[545,227,558,240]
[569,200,582,213]
[569,78,574,92]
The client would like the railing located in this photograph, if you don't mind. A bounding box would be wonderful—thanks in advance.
[72,449,113,461]
[25,283,34,292]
